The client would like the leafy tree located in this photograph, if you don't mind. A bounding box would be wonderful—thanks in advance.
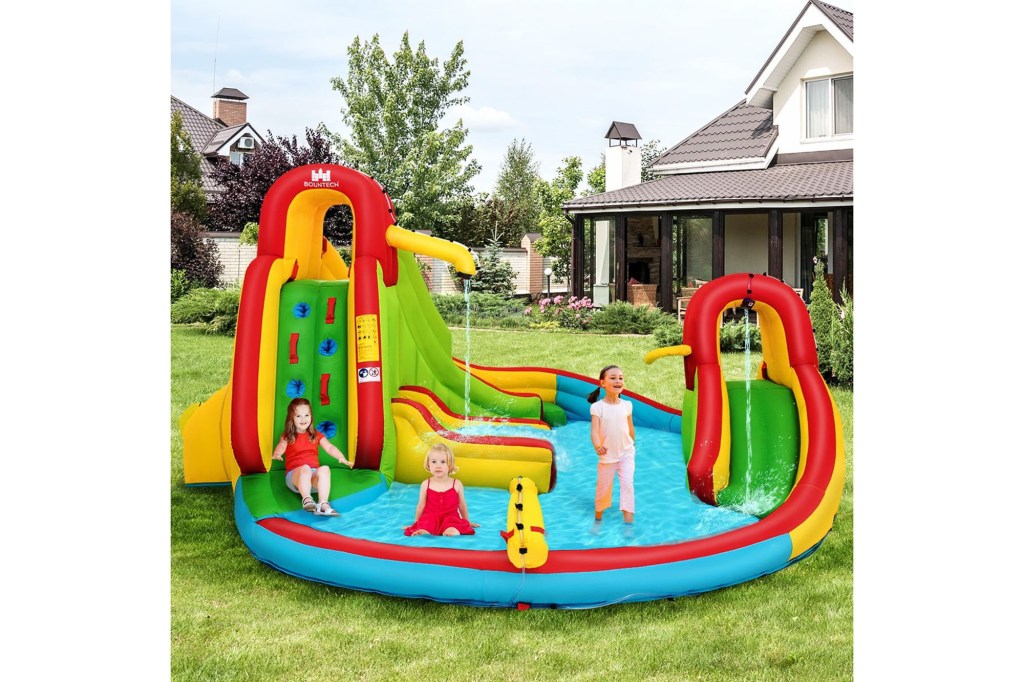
[208,127,352,245]
[436,193,526,248]
[239,221,259,246]
[584,157,605,196]
[535,156,583,280]
[171,211,222,290]
[328,32,480,234]
[440,194,491,247]
[493,138,540,242]
[171,111,207,224]
[640,139,667,183]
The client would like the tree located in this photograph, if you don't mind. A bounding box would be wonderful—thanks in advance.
[535,157,583,280]
[438,191,536,249]
[493,138,540,243]
[171,211,222,289]
[328,32,480,234]
[208,127,352,245]
[808,259,838,379]
[469,239,516,297]
[171,111,207,224]
[830,287,854,387]
[640,139,667,183]
[583,156,605,196]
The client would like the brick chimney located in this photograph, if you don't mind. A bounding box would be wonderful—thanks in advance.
[211,87,249,127]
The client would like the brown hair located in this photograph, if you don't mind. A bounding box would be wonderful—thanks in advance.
[586,365,621,403]
[281,398,320,443]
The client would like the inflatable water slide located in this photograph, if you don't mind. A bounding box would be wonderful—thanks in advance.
[179,164,844,608]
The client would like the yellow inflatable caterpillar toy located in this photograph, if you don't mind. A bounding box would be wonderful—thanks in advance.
[501,477,548,569]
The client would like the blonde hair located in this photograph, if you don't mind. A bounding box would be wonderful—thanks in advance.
[423,443,459,474]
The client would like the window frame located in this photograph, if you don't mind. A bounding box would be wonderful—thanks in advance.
[803,73,853,141]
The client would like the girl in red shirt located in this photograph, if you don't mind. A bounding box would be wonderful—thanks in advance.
[271,398,353,516]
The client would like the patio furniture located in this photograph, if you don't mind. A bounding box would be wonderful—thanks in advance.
[628,283,658,307]
[676,287,701,324]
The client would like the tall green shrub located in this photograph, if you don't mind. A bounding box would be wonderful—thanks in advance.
[808,260,838,377]
[830,287,854,386]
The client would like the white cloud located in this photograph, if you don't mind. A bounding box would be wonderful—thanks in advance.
[446,104,519,133]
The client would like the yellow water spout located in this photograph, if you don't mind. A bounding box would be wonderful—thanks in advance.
[385,225,477,275]
[643,345,692,364]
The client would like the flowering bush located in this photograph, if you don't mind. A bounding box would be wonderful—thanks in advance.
[532,295,597,330]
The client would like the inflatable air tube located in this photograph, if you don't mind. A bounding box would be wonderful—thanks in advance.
[501,477,548,569]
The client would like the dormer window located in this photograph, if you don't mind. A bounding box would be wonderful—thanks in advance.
[229,151,249,166]
[805,75,853,139]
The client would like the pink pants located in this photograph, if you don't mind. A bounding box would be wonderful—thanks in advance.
[595,453,634,513]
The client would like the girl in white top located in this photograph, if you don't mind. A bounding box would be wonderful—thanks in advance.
[587,365,636,523]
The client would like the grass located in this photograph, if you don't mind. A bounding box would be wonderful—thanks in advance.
[171,324,852,681]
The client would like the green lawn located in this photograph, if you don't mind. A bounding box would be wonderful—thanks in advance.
[171,324,852,681]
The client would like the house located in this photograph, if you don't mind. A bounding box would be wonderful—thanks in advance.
[562,0,853,310]
[170,88,265,207]
[171,88,266,283]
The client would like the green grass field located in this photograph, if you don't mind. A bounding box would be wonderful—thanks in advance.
[171,324,852,681]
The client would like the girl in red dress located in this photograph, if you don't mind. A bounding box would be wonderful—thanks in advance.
[403,444,479,536]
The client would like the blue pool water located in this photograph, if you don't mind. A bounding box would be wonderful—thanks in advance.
[315,420,759,550]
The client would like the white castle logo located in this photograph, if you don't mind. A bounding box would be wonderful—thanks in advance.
[311,168,331,182]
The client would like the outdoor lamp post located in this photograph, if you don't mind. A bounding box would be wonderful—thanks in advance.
[544,267,552,299]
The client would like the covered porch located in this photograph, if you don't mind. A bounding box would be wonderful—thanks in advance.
[564,163,853,313]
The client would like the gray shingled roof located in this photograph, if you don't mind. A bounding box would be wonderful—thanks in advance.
[171,95,227,196]
[563,160,851,211]
[813,0,853,40]
[605,121,642,142]
[203,124,247,155]
[652,101,776,167]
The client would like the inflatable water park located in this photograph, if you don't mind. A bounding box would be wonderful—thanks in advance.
[179,163,844,609]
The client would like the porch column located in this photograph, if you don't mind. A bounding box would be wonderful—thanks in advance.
[768,208,782,280]
[659,211,673,312]
[615,214,627,302]
[712,210,725,279]
[570,213,584,297]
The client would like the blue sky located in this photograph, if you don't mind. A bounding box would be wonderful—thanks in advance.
[172,0,857,193]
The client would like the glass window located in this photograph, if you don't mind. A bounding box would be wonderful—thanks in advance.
[806,79,829,138]
[673,215,712,290]
[229,151,247,166]
[805,75,853,138]
[834,76,853,135]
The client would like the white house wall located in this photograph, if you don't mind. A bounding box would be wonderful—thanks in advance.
[723,214,800,286]
[774,30,853,155]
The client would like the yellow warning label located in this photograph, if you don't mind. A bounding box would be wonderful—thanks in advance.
[355,314,380,363]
